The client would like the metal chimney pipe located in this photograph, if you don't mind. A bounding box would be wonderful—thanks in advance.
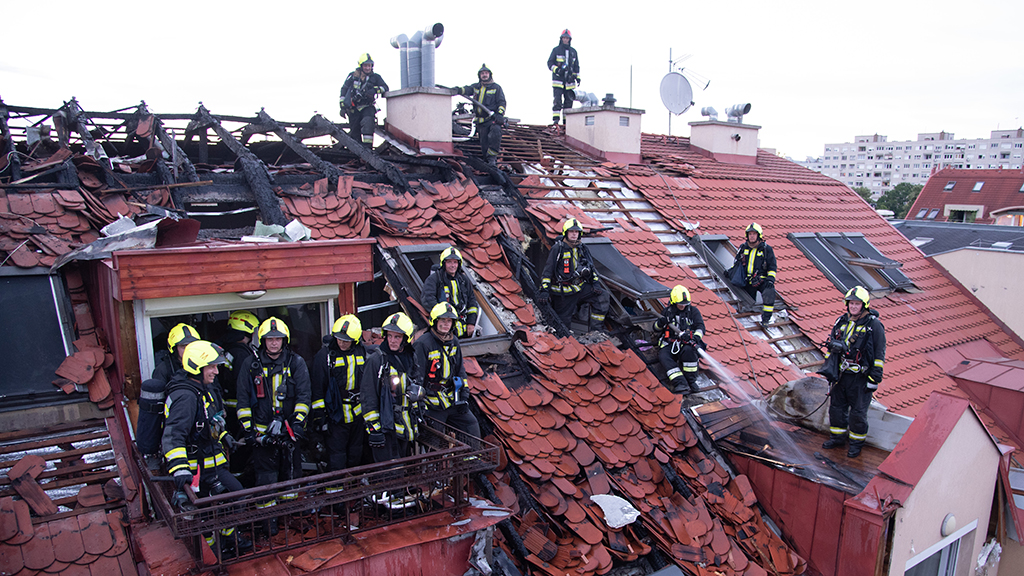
[408,30,423,87]
[421,23,444,87]
[390,34,410,89]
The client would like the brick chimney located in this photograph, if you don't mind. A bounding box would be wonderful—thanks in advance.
[384,87,454,154]
[688,119,760,165]
[564,96,644,164]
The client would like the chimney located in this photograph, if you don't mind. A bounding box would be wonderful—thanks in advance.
[688,104,760,165]
[384,87,454,154]
[563,94,644,164]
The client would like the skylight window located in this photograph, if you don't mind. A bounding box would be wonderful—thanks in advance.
[1019,183,1024,193]
[944,181,956,191]
[927,209,940,219]
[788,232,917,294]
[973,182,985,192]
[915,208,928,219]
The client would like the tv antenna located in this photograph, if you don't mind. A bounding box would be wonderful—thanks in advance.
[663,49,711,135]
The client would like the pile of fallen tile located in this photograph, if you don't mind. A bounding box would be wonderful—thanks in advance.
[467,331,805,575]
[524,203,603,241]
[281,177,370,239]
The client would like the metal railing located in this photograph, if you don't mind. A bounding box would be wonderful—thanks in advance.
[136,422,498,569]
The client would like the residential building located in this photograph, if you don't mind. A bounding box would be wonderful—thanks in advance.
[817,129,1024,194]
[4,91,1024,576]
[905,167,1024,225]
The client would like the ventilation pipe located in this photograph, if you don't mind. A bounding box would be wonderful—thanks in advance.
[391,23,444,89]
[421,23,444,88]
[725,103,751,124]
[389,34,410,89]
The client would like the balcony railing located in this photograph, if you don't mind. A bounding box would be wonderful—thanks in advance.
[136,422,498,569]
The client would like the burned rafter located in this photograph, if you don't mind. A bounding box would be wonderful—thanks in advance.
[61,98,110,167]
[194,105,288,226]
[0,97,23,181]
[308,114,408,193]
[256,110,345,188]
[134,102,199,186]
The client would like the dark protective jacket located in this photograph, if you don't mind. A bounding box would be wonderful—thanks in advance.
[217,330,254,411]
[732,241,777,287]
[340,71,389,114]
[151,351,181,386]
[547,42,580,89]
[236,347,311,433]
[825,308,886,390]
[360,344,419,441]
[541,237,599,295]
[654,303,706,348]
[421,264,479,328]
[454,81,506,123]
[310,336,371,424]
[161,370,228,476]
[413,330,467,411]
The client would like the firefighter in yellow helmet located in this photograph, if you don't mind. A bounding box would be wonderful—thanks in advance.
[162,340,252,559]
[819,286,886,458]
[421,246,480,338]
[547,28,580,126]
[413,303,480,439]
[217,311,258,443]
[538,218,610,332]
[361,312,422,462]
[137,322,201,461]
[340,53,389,146]
[235,317,311,527]
[727,223,778,327]
[310,314,371,471]
[451,63,507,165]
[654,285,707,394]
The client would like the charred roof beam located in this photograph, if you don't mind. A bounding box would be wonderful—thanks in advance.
[195,105,288,226]
[62,98,111,168]
[134,102,199,185]
[309,114,408,193]
[256,110,344,188]
[0,97,23,181]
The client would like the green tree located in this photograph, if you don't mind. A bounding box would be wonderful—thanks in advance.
[852,186,873,204]
[876,183,923,219]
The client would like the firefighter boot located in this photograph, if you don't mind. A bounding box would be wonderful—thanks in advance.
[821,435,846,450]
[760,312,772,328]
[686,374,700,395]
[220,531,253,560]
[847,442,863,458]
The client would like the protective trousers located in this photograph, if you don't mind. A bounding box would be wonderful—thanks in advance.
[326,419,365,471]
[550,283,610,330]
[425,404,480,441]
[370,432,409,464]
[659,344,699,393]
[827,372,872,447]
[477,120,502,162]
[349,106,376,145]
[552,87,574,123]
[742,283,777,323]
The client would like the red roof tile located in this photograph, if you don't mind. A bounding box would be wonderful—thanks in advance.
[908,168,1024,224]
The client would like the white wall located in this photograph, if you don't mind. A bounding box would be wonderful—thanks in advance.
[931,249,1024,340]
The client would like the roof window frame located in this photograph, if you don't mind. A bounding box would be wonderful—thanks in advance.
[944,181,956,191]
[788,232,918,295]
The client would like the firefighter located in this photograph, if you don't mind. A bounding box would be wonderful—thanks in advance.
[421,247,479,338]
[217,311,258,427]
[162,340,251,559]
[339,53,389,146]
[361,312,423,462]
[547,29,580,126]
[654,285,707,394]
[820,286,886,458]
[538,218,610,331]
[236,317,311,523]
[310,315,370,471]
[452,64,506,165]
[137,323,200,462]
[413,303,480,439]
[728,222,778,327]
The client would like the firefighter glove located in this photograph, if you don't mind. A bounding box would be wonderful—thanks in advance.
[537,290,550,304]
[291,419,306,441]
[493,114,504,126]
[244,427,258,445]
[368,432,386,448]
[173,469,193,491]
[222,433,239,452]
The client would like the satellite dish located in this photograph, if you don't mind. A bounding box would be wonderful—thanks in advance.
[660,72,694,115]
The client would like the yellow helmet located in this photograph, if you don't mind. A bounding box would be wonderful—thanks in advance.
[227,310,259,334]
[182,341,228,375]
[332,314,362,343]
[440,246,463,264]
[358,53,373,66]
[745,222,763,239]
[670,285,691,305]
[167,323,200,353]
[382,312,414,340]
[258,317,291,345]
[845,286,870,308]
[562,218,583,235]
[430,302,459,324]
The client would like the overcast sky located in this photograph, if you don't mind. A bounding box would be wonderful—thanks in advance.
[2,0,1021,160]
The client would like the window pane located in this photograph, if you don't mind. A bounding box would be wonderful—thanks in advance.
[0,274,74,399]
